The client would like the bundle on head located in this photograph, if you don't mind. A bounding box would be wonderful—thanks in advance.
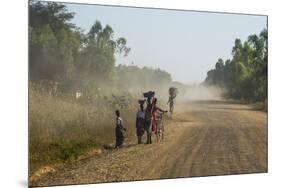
[138,99,146,105]
[169,87,178,98]
[143,91,155,98]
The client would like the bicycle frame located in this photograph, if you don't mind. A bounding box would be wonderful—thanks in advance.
[156,112,165,142]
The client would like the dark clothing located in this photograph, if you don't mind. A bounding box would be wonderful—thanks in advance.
[136,117,145,144]
[115,127,124,147]
[136,110,145,136]
[144,119,152,144]
[137,136,142,144]
[115,117,125,148]
[144,103,153,144]
[136,117,145,136]
[145,103,153,122]
[136,109,145,144]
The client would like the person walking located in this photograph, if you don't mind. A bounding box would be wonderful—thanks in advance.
[167,87,178,115]
[151,98,167,134]
[144,95,153,144]
[115,110,126,148]
[136,100,145,144]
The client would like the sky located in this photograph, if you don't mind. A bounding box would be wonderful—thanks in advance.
[65,3,267,85]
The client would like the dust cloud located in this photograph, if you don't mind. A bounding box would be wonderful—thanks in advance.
[181,85,224,102]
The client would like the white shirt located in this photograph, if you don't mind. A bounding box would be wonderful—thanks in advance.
[116,117,124,127]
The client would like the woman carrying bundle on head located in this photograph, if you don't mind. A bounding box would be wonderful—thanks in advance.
[143,91,155,144]
[167,87,178,115]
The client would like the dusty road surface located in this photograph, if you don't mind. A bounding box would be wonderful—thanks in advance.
[30,100,267,187]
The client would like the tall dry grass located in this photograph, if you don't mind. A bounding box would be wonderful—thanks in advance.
[29,84,138,172]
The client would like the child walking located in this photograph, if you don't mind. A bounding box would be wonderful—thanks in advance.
[115,110,126,148]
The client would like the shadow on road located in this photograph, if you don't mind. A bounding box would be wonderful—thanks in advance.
[102,143,138,150]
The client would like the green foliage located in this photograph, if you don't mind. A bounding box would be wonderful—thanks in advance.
[29,1,146,95]
[29,1,81,81]
[28,1,173,172]
[204,29,268,102]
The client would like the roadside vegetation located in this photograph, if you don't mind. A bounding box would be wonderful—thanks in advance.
[29,0,267,174]
[29,1,175,172]
[204,29,268,111]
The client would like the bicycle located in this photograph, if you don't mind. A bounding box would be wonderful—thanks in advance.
[155,111,167,143]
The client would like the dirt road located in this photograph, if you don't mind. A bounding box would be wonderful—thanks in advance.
[31,100,267,187]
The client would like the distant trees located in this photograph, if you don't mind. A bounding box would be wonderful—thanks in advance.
[29,1,172,96]
[204,29,268,102]
[115,64,172,93]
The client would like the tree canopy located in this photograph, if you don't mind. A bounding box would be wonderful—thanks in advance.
[29,1,172,95]
[204,29,268,102]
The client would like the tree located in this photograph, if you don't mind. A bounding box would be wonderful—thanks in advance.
[75,21,131,92]
[29,1,81,82]
[29,1,131,94]
[204,29,267,102]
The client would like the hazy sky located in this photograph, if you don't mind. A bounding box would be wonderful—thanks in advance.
[65,3,267,85]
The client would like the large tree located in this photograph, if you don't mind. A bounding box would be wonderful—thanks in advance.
[29,1,81,82]
[74,20,131,92]
[204,29,268,102]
